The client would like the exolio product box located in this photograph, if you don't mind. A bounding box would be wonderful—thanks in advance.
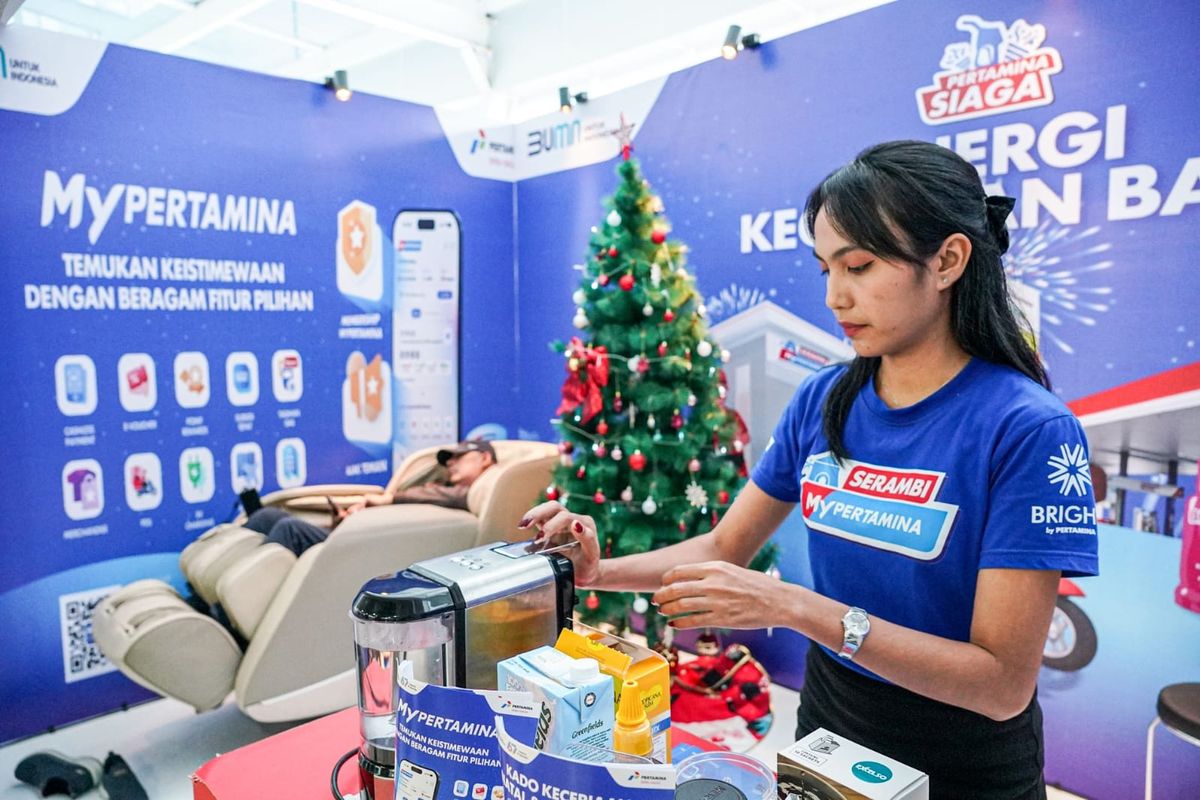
[497,647,614,759]
[555,624,672,763]
[778,728,929,800]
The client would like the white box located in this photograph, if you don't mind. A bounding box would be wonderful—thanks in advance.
[778,728,929,800]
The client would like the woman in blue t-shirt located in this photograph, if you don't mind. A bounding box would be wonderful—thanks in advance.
[522,140,1099,799]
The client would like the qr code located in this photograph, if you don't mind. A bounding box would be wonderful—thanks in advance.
[59,585,120,684]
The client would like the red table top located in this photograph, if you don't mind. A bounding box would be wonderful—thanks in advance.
[192,708,722,799]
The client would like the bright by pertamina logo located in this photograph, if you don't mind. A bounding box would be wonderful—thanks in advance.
[916,15,1063,125]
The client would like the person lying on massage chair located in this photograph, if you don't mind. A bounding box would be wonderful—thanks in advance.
[242,438,497,557]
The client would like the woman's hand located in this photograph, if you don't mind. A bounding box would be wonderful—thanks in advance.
[518,501,603,588]
[652,561,790,630]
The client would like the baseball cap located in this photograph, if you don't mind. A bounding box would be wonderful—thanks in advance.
[437,438,497,465]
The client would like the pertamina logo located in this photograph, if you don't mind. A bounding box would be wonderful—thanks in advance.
[916,15,1063,125]
[800,453,959,560]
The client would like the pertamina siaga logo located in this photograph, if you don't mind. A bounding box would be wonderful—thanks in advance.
[800,453,959,560]
[852,761,894,784]
[916,15,1063,125]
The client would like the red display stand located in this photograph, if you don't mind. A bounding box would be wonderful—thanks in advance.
[192,709,723,799]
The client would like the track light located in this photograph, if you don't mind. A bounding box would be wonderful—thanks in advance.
[558,86,588,113]
[721,24,761,60]
[325,69,351,102]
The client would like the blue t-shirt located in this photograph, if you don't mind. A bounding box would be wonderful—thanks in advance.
[751,358,1099,677]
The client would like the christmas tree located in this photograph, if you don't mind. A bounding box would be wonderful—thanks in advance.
[549,132,773,643]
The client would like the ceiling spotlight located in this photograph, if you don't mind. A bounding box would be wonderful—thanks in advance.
[722,24,761,60]
[558,86,588,114]
[325,69,351,102]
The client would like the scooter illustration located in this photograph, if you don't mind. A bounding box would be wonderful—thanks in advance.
[1043,578,1098,671]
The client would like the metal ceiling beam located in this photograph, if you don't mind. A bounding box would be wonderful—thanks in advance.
[133,0,273,53]
[295,0,489,51]
[1,0,30,26]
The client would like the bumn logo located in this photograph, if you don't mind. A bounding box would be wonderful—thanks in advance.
[916,15,1063,125]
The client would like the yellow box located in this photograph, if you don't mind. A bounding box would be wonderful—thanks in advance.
[555,623,672,763]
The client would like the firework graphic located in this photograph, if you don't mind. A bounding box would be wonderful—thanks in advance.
[1003,221,1114,355]
[705,283,767,323]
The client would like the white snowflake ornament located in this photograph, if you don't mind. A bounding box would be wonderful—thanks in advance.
[685,481,709,509]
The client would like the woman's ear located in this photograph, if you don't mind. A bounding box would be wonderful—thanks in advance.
[934,233,972,290]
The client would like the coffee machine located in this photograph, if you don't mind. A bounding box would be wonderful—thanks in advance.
[350,541,575,799]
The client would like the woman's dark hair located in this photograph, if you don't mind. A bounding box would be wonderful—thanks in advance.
[804,140,1047,462]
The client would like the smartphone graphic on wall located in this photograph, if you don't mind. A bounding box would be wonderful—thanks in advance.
[392,210,461,466]
[397,759,440,800]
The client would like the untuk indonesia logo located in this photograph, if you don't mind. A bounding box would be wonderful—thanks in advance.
[916,15,1063,125]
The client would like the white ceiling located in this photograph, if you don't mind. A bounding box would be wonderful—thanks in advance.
[9,0,893,123]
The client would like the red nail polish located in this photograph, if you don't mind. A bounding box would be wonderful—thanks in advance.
[572,520,584,533]
[518,517,531,528]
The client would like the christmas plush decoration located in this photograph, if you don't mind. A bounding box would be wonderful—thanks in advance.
[545,157,775,640]
[671,640,774,751]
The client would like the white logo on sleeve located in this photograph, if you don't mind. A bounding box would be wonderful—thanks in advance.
[1047,443,1091,497]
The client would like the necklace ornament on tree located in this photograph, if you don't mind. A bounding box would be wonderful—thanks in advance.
[621,485,634,502]
[618,273,635,291]
[663,309,675,323]
[686,481,709,509]
[688,458,701,473]
[696,340,713,357]
[642,302,654,316]
[585,591,600,611]
[641,495,657,514]
[651,229,666,245]
[629,450,647,472]
[593,489,606,504]
[611,446,623,461]
[606,209,622,227]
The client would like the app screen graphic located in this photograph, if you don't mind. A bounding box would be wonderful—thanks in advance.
[392,211,460,465]
[272,349,303,402]
[275,438,307,489]
[230,443,264,492]
[225,352,259,407]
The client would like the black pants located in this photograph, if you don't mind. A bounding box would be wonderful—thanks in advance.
[243,507,328,557]
[796,645,1047,800]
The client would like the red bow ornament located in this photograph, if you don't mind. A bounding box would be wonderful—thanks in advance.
[557,338,610,423]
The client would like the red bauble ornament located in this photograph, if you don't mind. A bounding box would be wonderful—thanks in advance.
[595,443,608,458]
[618,273,635,291]
[678,519,688,532]
[663,309,676,322]
[598,274,610,286]
[688,458,701,473]
[657,341,668,357]
[637,357,650,374]
[608,246,619,258]
[613,395,624,412]
[585,592,600,611]
[577,466,587,479]
[597,420,609,435]
[629,451,647,471]
[718,490,730,504]
[671,413,683,430]
[651,230,666,245]
[594,489,606,504]
[546,486,560,501]
[558,441,574,454]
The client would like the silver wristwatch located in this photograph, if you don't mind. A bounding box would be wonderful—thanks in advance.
[839,607,870,660]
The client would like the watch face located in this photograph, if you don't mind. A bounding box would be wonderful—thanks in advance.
[845,611,869,636]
